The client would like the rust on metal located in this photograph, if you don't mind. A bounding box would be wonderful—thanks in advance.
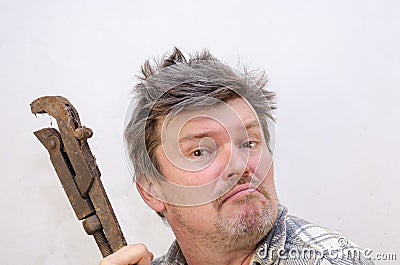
[31,96,126,257]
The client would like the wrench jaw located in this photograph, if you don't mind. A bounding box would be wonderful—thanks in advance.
[30,96,81,127]
[30,96,95,198]
[33,128,60,151]
[31,96,126,257]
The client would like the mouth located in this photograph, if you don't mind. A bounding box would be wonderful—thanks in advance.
[221,184,261,204]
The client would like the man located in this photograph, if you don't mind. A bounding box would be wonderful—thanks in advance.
[101,48,373,265]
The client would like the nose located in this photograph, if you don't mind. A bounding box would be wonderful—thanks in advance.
[222,146,250,182]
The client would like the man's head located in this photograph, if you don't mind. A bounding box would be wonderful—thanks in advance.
[125,48,275,183]
[124,48,279,249]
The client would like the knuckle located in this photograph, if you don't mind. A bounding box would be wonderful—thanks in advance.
[135,243,148,252]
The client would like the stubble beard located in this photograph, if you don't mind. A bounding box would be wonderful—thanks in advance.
[211,192,277,250]
[168,179,278,252]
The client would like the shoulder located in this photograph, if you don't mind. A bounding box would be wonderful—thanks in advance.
[283,215,374,264]
[285,214,350,248]
[151,256,166,265]
[151,240,186,265]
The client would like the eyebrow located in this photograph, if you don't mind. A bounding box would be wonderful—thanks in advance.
[179,132,214,144]
[244,120,261,130]
[178,119,261,144]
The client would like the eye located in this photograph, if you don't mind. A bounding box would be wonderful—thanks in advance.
[193,149,204,157]
[192,148,210,157]
[241,141,257,149]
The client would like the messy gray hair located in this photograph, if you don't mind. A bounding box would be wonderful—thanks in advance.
[124,48,276,184]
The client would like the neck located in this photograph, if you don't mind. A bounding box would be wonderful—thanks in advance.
[176,233,258,265]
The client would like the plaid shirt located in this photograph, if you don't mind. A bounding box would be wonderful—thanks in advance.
[152,205,374,265]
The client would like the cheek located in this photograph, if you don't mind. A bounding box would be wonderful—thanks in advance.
[184,162,225,186]
[169,204,218,230]
[248,147,274,184]
[162,161,225,186]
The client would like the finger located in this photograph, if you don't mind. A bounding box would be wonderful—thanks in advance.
[136,252,154,265]
[100,244,153,265]
[136,249,154,265]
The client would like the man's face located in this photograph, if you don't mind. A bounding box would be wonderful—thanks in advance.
[154,97,279,248]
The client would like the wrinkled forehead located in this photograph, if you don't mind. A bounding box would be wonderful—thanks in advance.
[160,97,262,140]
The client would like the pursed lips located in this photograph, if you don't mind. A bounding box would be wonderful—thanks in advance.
[221,183,262,204]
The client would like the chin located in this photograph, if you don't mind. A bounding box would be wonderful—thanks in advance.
[215,198,277,249]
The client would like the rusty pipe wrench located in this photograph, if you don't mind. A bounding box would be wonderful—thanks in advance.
[30,96,126,257]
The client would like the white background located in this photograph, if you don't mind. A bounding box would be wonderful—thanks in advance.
[1,0,399,264]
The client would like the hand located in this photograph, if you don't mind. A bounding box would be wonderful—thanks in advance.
[99,244,154,265]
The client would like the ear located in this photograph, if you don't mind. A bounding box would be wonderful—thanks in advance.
[136,179,166,214]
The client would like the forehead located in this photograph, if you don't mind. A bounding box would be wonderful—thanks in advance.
[162,97,260,139]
